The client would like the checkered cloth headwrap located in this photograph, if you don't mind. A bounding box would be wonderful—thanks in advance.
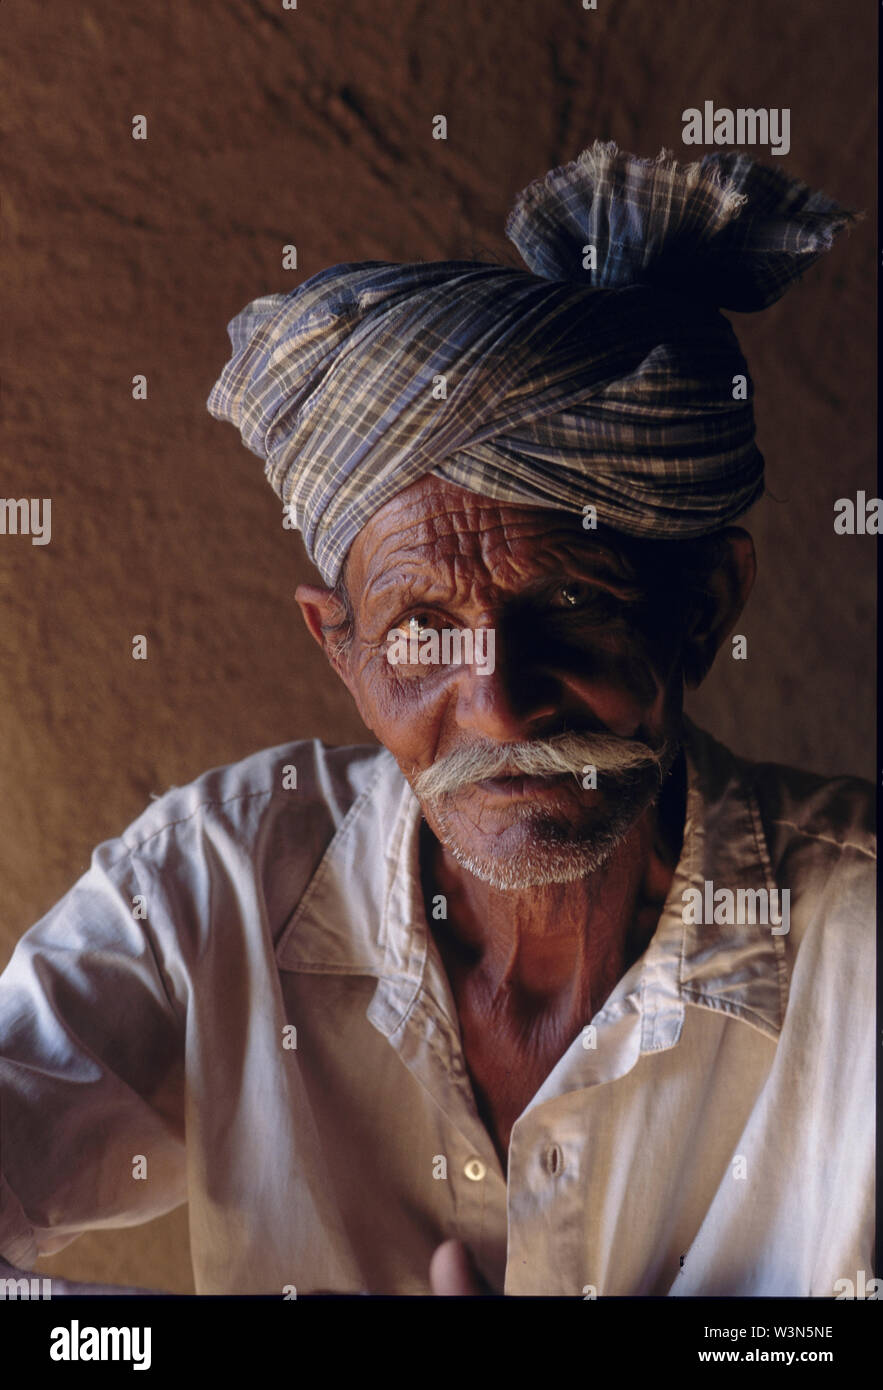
[207,141,856,585]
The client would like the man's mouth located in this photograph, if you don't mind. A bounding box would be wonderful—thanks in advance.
[472,772,575,798]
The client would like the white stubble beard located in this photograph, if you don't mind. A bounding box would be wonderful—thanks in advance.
[419,764,672,890]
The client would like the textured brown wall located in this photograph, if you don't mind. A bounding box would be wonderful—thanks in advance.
[0,0,875,1293]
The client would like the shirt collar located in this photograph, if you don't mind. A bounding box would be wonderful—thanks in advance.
[275,718,788,1047]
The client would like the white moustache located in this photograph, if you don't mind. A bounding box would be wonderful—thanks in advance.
[412,730,666,799]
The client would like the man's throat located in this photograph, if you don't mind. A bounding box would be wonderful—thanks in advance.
[418,807,671,1012]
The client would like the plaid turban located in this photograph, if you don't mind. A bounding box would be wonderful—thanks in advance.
[207,140,856,586]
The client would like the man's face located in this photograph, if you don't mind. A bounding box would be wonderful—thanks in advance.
[302,477,740,889]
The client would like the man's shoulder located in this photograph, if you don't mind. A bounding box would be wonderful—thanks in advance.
[747,750,875,957]
[688,719,875,867]
[735,742,874,872]
[114,738,396,860]
[687,720,874,982]
[749,758,875,868]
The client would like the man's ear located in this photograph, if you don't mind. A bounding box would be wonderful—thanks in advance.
[295,583,351,679]
[682,529,756,689]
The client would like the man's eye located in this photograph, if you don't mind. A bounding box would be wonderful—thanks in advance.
[394,612,439,637]
[556,583,604,610]
[551,584,632,628]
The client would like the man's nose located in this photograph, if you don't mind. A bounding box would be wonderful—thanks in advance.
[452,628,562,742]
[451,623,647,742]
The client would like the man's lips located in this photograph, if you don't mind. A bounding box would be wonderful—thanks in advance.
[471,772,576,799]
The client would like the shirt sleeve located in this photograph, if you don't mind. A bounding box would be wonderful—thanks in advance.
[0,839,187,1268]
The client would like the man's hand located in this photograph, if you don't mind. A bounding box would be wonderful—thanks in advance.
[429,1238,494,1295]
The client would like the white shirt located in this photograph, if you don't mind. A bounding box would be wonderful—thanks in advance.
[0,719,875,1295]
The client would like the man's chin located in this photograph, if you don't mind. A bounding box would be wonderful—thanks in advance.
[421,801,633,890]
[437,828,626,889]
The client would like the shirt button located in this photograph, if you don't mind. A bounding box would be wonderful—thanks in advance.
[463,1156,487,1182]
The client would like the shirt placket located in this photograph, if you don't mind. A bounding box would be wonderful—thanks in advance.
[504,983,648,1295]
[364,791,509,1288]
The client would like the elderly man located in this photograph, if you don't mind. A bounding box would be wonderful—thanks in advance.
[0,143,873,1298]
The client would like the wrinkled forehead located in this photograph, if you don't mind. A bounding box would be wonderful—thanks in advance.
[345,474,661,596]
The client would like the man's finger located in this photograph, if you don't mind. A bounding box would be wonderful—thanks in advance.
[429,1238,491,1295]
